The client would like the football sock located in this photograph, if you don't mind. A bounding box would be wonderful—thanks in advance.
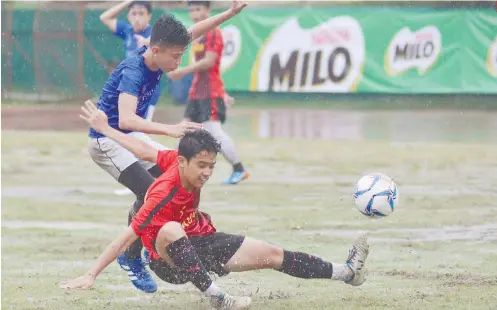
[331,263,354,281]
[124,200,144,259]
[166,237,214,292]
[118,162,155,259]
[233,162,245,173]
[279,250,352,281]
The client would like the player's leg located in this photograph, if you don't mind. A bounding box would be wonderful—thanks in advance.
[87,137,157,293]
[202,98,248,185]
[223,234,369,286]
[152,222,251,309]
[113,130,165,196]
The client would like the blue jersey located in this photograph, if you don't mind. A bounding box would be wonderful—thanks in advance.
[114,20,152,57]
[89,46,162,139]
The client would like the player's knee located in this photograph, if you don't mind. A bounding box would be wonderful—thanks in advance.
[157,221,186,244]
[266,244,284,268]
[252,241,284,269]
[155,222,187,262]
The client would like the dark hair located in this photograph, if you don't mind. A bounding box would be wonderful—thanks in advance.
[187,1,211,8]
[150,14,191,47]
[129,1,152,14]
[178,130,221,161]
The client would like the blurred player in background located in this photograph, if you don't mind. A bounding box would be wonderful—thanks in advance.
[100,0,159,121]
[87,1,247,294]
[169,0,249,185]
[63,100,370,310]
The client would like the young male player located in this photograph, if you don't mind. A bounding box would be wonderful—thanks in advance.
[88,1,248,294]
[62,101,370,310]
[168,1,248,185]
[100,0,160,121]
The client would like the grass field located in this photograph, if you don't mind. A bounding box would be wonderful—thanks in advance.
[2,107,497,310]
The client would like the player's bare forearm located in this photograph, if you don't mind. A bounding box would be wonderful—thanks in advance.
[100,125,158,163]
[118,93,175,136]
[168,53,216,80]
[119,113,175,136]
[170,60,213,80]
[100,0,132,32]
[86,227,139,279]
[189,10,235,41]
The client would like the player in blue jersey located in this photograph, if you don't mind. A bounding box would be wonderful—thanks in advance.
[88,0,247,294]
[100,1,160,121]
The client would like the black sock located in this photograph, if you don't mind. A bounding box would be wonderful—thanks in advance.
[233,162,244,172]
[278,250,334,279]
[166,237,212,292]
[118,162,156,260]
[125,200,144,259]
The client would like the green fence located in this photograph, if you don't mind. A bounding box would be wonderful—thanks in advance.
[1,5,496,102]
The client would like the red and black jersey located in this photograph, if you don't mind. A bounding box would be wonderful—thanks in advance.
[188,28,225,100]
[130,150,216,260]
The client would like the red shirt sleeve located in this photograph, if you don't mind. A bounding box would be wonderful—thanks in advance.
[205,28,223,55]
[156,150,178,171]
[130,182,175,236]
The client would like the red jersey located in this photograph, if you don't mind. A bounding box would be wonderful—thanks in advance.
[188,28,225,100]
[130,150,216,260]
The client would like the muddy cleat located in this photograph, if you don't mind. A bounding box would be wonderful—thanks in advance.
[210,292,252,310]
[224,171,249,185]
[117,253,157,293]
[345,233,369,286]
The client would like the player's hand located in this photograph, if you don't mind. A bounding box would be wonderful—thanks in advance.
[79,100,109,133]
[167,69,186,81]
[59,273,95,290]
[134,34,150,48]
[166,121,203,138]
[229,0,248,16]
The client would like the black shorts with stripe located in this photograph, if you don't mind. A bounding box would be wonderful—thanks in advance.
[184,98,226,124]
[149,232,244,284]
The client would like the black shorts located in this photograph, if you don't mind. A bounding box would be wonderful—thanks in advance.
[184,98,226,124]
[149,232,244,284]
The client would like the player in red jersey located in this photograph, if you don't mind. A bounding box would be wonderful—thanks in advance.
[61,101,370,310]
[169,1,248,185]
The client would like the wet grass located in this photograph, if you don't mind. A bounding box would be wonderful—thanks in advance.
[2,129,497,310]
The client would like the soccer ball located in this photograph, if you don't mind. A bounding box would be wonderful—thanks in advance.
[353,173,398,217]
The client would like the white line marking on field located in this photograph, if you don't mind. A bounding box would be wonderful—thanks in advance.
[2,220,122,231]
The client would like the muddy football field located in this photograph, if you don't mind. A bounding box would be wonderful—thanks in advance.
[2,105,497,309]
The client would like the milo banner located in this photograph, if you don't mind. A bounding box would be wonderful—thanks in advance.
[172,7,497,94]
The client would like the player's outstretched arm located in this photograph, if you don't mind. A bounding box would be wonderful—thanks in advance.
[60,227,139,290]
[167,52,216,80]
[189,0,247,41]
[100,0,133,33]
[80,100,160,163]
[117,94,202,137]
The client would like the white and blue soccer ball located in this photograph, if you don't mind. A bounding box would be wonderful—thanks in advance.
[353,173,398,217]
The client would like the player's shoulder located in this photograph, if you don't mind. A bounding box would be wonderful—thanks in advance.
[121,53,144,69]
[151,171,181,196]
[116,19,133,31]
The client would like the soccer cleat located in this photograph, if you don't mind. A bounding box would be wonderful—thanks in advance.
[344,233,370,286]
[224,171,249,185]
[210,292,252,310]
[117,253,157,293]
